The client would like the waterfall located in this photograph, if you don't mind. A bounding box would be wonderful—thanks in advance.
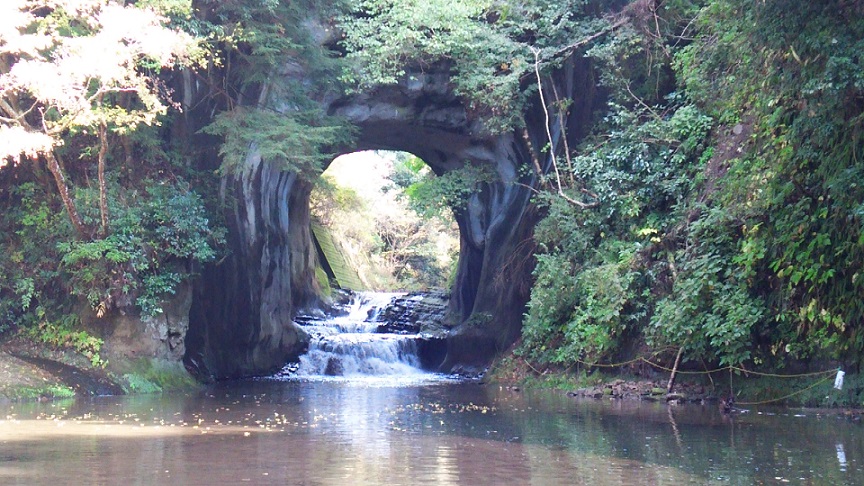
[292,292,428,378]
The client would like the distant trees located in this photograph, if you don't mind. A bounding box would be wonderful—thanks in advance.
[311,153,459,290]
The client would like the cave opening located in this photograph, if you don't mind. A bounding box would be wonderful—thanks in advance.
[311,150,460,294]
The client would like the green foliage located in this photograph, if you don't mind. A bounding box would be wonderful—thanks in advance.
[339,0,613,132]
[311,151,459,291]
[137,272,184,318]
[465,312,493,328]
[520,0,714,367]
[196,0,354,177]
[386,152,428,191]
[20,314,106,368]
[0,1,229,355]
[375,217,454,288]
[648,207,766,367]
[119,359,199,394]
[672,0,864,363]
[202,107,353,178]
[340,0,490,87]
[403,164,496,219]
[559,250,639,363]
[1,0,199,163]
[385,151,484,231]
[0,182,69,331]
[121,373,164,394]
[3,385,76,400]
[1,175,222,339]
[57,182,224,316]
[521,241,642,365]
[310,174,365,226]
[314,265,333,298]
[522,0,864,372]
[524,105,710,362]
[196,0,346,88]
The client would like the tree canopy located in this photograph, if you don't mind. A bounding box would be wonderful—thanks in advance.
[0,0,219,334]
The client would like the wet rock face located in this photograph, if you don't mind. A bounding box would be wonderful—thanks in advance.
[323,357,343,376]
[369,291,451,370]
[86,280,193,363]
[356,290,449,371]
[373,291,450,336]
[185,158,315,379]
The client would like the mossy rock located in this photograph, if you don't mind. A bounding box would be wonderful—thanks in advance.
[115,358,200,394]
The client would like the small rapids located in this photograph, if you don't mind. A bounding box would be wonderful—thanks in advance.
[288,292,435,381]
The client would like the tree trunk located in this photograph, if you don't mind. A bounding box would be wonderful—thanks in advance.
[666,346,685,394]
[44,151,86,237]
[97,122,109,236]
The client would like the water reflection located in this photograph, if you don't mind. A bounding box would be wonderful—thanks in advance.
[0,381,861,484]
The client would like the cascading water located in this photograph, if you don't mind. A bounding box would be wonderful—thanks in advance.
[291,292,429,379]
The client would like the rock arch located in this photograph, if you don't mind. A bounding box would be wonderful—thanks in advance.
[185,60,596,379]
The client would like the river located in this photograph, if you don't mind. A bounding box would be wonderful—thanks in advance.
[0,293,861,484]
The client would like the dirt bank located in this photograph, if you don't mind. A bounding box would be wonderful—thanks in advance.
[0,350,81,400]
[0,336,199,401]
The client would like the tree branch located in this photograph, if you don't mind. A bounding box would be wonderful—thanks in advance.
[531,47,599,210]
[0,98,22,121]
[550,82,576,186]
[625,83,662,120]
[550,17,629,59]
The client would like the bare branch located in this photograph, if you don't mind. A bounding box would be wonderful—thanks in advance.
[44,151,87,237]
[0,98,21,121]
[551,17,629,59]
[550,82,576,186]
[514,181,542,196]
[518,17,630,85]
[625,83,662,120]
[531,47,599,210]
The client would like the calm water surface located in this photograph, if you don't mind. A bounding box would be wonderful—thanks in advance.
[0,377,861,485]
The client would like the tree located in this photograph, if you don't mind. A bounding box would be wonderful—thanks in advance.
[0,0,198,237]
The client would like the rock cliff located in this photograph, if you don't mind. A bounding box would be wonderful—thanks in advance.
[184,55,597,378]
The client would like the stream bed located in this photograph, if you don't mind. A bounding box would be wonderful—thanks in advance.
[1,293,861,484]
[0,380,862,484]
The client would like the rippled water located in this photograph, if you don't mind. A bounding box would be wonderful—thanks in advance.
[0,378,861,485]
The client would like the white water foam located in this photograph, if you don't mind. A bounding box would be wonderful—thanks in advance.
[291,292,438,381]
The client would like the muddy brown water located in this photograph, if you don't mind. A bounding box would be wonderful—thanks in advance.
[0,376,861,485]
